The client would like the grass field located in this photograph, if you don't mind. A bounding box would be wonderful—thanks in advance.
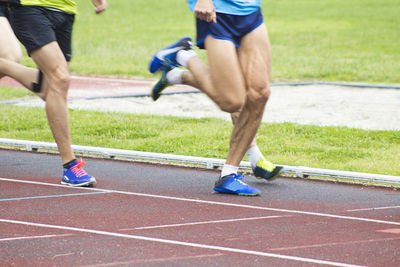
[17,0,400,83]
[1,0,399,177]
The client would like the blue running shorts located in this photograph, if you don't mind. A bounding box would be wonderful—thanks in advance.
[9,5,74,61]
[195,8,263,49]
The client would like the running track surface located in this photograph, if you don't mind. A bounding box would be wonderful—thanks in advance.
[1,149,400,266]
[0,75,196,99]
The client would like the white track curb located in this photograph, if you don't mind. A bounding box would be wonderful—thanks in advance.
[1,138,399,185]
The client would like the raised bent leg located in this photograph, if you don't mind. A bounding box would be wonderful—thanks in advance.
[0,17,44,98]
[0,58,44,97]
[0,17,22,63]
[184,36,247,114]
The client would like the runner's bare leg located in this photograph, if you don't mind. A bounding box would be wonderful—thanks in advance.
[227,24,271,164]
[181,31,270,166]
[30,41,75,164]
[0,17,21,63]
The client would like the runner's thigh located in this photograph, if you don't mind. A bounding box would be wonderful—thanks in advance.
[0,17,21,59]
[205,36,247,103]
[238,24,271,93]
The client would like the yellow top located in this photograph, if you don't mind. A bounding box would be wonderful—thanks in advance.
[20,0,77,14]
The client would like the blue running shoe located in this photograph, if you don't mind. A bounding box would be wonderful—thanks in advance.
[253,157,283,181]
[151,65,172,101]
[149,37,193,73]
[214,174,260,196]
[61,159,96,187]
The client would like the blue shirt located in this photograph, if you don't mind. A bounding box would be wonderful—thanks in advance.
[188,0,261,16]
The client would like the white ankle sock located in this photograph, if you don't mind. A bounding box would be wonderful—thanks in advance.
[221,164,239,177]
[246,145,263,169]
[176,49,197,68]
[166,68,185,84]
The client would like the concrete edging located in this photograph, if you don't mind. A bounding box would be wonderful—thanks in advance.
[1,138,399,185]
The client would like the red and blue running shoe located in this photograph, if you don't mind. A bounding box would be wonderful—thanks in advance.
[214,174,260,196]
[61,159,96,187]
[148,37,193,74]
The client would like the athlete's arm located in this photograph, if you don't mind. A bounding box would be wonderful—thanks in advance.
[194,0,216,23]
[91,0,107,14]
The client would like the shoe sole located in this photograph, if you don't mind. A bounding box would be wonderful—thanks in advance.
[61,180,96,187]
[213,187,260,196]
[255,166,284,181]
[151,79,169,101]
[151,82,161,101]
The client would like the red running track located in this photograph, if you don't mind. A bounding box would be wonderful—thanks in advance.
[0,75,197,99]
[1,149,400,266]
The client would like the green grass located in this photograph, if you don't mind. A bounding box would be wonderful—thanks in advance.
[1,105,399,176]
[267,0,400,83]
[16,0,400,83]
[0,86,34,100]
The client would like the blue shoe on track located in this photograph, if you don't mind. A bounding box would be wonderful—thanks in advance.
[61,159,96,187]
[151,65,172,101]
[253,157,283,181]
[149,37,193,73]
[214,174,260,196]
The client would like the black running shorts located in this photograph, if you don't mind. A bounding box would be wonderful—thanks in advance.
[9,5,74,61]
[0,2,9,18]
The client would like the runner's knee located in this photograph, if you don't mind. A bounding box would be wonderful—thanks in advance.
[217,97,245,113]
[46,65,70,96]
[54,66,70,88]
[246,84,271,107]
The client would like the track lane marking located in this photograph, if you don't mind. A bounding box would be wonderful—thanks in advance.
[1,177,399,226]
[0,234,72,242]
[0,191,110,202]
[80,253,224,267]
[347,205,400,212]
[0,218,364,267]
[376,228,400,234]
[269,237,400,251]
[122,215,292,231]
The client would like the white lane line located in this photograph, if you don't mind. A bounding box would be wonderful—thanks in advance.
[0,234,71,242]
[0,218,364,267]
[0,177,111,190]
[376,228,400,234]
[80,253,224,267]
[269,237,400,251]
[122,215,292,231]
[52,252,76,259]
[347,206,400,212]
[0,191,110,202]
[1,177,400,226]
